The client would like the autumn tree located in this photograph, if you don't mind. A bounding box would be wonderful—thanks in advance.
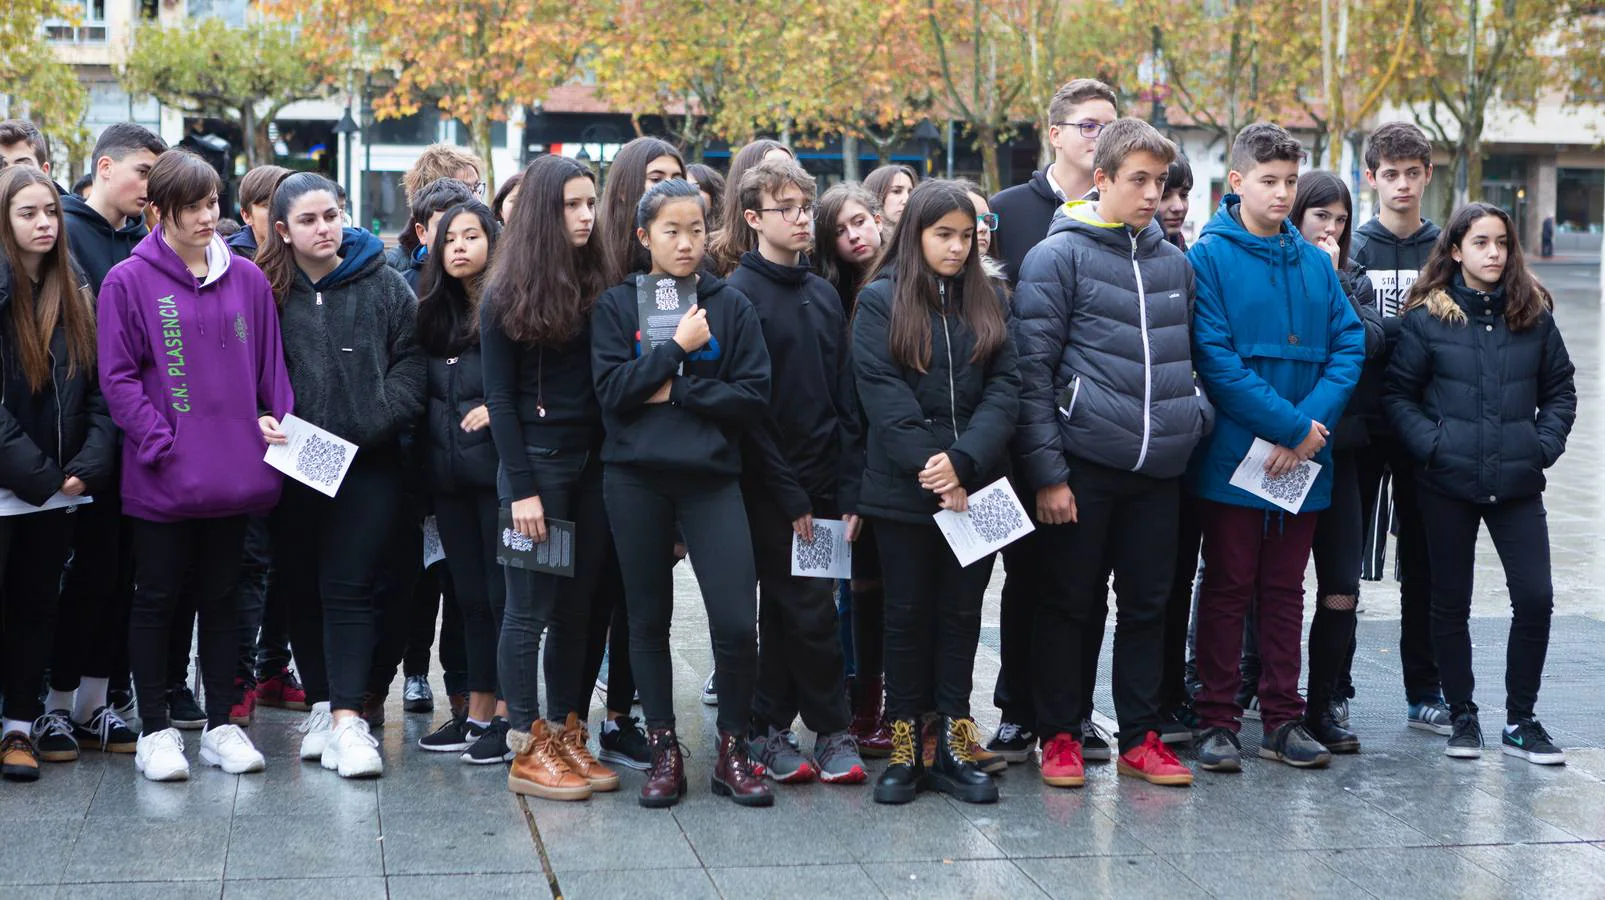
[1,0,90,166]
[119,17,331,168]
[1393,0,1562,207]
[924,0,1031,194]
[268,0,596,189]
[1305,0,1424,169]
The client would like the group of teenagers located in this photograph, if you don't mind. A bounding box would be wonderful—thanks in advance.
[0,74,1576,812]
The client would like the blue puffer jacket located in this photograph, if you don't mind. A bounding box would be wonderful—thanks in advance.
[1186,195,1365,513]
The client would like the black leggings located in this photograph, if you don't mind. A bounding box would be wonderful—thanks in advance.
[403,562,466,695]
[50,497,133,694]
[604,466,757,735]
[275,457,405,713]
[129,516,248,733]
[849,522,884,681]
[435,488,504,695]
[1307,451,1362,713]
[2,509,75,723]
[580,572,633,717]
[1418,489,1553,721]
[874,517,996,721]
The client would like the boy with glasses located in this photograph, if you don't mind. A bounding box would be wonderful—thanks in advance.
[726,158,866,786]
[985,78,1118,766]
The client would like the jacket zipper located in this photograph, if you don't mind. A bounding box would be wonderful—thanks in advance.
[1059,376,1082,419]
[939,281,958,441]
[1130,232,1153,472]
[49,345,63,464]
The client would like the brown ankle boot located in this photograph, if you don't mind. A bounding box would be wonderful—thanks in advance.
[640,727,686,808]
[555,713,620,792]
[507,720,591,801]
[712,730,774,807]
[850,676,893,757]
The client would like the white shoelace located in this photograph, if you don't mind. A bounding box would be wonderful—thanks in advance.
[146,728,184,754]
[33,711,74,740]
[209,724,252,751]
[298,707,333,735]
[1082,718,1113,745]
[87,705,130,741]
[995,722,1023,743]
[336,718,378,749]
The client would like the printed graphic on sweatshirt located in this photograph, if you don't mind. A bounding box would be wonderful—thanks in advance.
[156,294,190,413]
[235,312,249,344]
[1367,269,1418,318]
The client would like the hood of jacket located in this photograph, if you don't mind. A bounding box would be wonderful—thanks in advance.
[225,226,258,259]
[1354,216,1440,259]
[309,228,387,292]
[61,192,145,244]
[1049,199,1168,253]
[738,249,812,286]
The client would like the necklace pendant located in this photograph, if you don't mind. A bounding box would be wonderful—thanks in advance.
[537,405,547,418]
[1288,334,1300,345]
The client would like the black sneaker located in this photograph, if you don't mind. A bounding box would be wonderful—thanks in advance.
[74,705,138,753]
[417,714,475,753]
[984,721,1036,763]
[1158,708,1198,745]
[1080,718,1112,762]
[168,686,207,730]
[598,715,651,771]
[461,717,512,765]
[1195,726,1242,772]
[109,688,136,719]
[1329,698,1350,729]
[31,711,80,762]
[1302,712,1360,754]
[1446,710,1483,759]
[1260,722,1332,768]
[1501,719,1564,765]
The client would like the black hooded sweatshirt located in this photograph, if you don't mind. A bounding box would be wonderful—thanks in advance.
[62,193,147,295]
[1350,216,1441,437]
[989,169,1062,288]
[726,249,860,518]
[590,271,771,478]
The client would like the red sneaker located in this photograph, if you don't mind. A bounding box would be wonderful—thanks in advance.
[1039,733,1086,787]
[256,667,310,711]
[230,679,255,726]
[1118,730,1194,786]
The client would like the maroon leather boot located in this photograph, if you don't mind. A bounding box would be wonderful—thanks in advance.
[850,675,894,757]
[639,727,686,809]
[711,731,774,807]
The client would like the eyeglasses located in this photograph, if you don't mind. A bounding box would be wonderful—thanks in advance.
[757,203,815,224]
[470,181,487,198]
[976,212,999,230]
[1055,120,1108,140]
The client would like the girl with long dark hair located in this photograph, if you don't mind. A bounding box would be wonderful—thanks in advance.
[1384,202,1575,764]
[257,172,426,780]
[592,178,773,808]
[0,167,115,783]
[410,199,517,764]
[852,180,1018,806]
[1287,170,1385,754]
[483,155,625,800]
[814,182,884,315]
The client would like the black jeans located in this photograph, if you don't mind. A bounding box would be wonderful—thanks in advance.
[233,515,293,686]
[604,466,757,735]
[1161,492,1203,712]
[1307,451,1362,713]
[1357,436,1440,703]
[994,524,1039,729]
[275,456,404,712]
[1417,488,1553,722]
[875,517,996,722]
[436,488,504,695]
[580,564,633,717]
[367,497,424,699]
[747,492,850,735]
[129,516,248,732]
[1031,462,1176,750]
[51,496,133,693]
[500,451,614,728]
[849,521,884,681]
[2,509,75,722]
[403,562,466,695]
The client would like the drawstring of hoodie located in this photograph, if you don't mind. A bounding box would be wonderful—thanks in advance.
[1261,509,1288,538]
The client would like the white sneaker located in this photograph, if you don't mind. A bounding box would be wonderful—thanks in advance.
[322,715,383,778]
[134,728,190,782]
[298,701,333,760]
[200,724,266,774]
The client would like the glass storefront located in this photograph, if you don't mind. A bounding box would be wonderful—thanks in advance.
[1556,168,1604,233]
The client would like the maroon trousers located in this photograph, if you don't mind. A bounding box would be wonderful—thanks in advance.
[1194,500,1318,733]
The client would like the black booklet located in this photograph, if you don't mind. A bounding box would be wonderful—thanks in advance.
[496,508,576,577]
[636,273,697,358]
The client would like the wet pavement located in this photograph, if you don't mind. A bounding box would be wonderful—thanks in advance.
[2,264,1599,899]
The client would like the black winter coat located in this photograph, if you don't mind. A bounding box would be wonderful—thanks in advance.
[1330,261,1387,450]
[0,260,118,504]
[1383,277,1576,504]
[989,170,1062,288]
[424,343,498,492]
[850,266,1020,522]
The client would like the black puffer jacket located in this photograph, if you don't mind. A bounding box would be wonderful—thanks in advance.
[989,169,1061,288]
[424,343,497,491]
[1383,275,1576,504]
[1011,201,1208,488]
[851,265,1020,522]
[0,259,118,504]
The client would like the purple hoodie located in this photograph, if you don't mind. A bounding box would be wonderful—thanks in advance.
[97,227,294,522]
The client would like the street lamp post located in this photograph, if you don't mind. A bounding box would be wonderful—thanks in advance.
[333,106,359,222]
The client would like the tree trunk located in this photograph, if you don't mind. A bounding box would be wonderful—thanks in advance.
[978,122,1000,196]
[240,104,260,169]
[1464,129,1484,204]
[469,109,496,193]
[842,133,861,182]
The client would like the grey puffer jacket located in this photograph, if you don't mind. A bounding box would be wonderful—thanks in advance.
[1011,200,1210,489]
